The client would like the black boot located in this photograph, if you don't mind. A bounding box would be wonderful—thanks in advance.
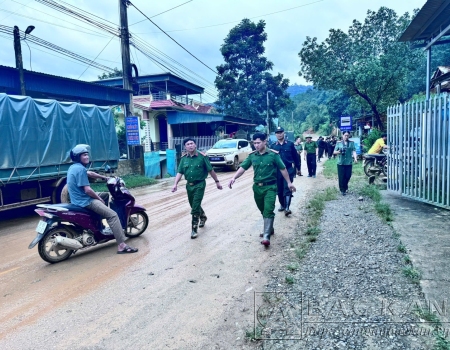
[191,215,199,239]
[199,211,207,228]
[277,194,285,211]
[284,196,292,216]
[261,218,274,246]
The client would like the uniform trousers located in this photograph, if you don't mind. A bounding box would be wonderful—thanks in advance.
[306,153,317,176]
[337,164,353,192]
[277,167,295,198]
[253,184,277,218]
[187,180,206,216]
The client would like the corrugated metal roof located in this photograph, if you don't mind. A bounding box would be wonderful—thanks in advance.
[399,0,450,42]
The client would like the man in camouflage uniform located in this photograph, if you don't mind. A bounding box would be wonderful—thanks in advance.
[228,133,296,247]
[172,138,223,239]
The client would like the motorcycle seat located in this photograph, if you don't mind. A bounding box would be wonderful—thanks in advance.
[365,154,385,159]
[52,204,101,220]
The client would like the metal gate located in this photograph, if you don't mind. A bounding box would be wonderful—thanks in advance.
[387,95,450,209]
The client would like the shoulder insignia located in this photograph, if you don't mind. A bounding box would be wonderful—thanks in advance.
[199,151,207,157]
[249,150,257,154]
[181,153,187,157]
[270,149,279,154]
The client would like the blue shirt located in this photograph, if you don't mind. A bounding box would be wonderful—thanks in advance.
[67,162,92,207]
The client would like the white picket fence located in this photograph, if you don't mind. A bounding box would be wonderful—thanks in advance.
[387,95,450,209]
[169,136,220,151]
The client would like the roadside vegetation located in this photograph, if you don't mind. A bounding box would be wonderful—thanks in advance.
[90,174,156,192]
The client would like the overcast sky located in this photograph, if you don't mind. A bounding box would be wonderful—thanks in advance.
[0,0,426,103]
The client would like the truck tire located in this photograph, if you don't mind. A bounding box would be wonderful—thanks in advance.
[52,178,67,204]
[60,184,71,203]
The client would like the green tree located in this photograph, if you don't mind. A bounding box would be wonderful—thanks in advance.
[298,7,421,129]
[215,19,290,128]
[98,67,123,80]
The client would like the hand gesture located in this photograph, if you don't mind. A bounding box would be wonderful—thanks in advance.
[228,179,236,189]
[288,183,296,192]
[171,185,177,193]
[216,182,223,190]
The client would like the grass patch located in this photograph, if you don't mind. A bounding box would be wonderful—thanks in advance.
[397,244,407,253]
[402,266,421,283]
[358,184,382,202]
[286,263,299,272]
[414,308,450,350]
[305,226,320,236]
[245,327,262,341]
[403,255,412,264]
[90,174,157,192]
[323,157,365,179]
[374,202,393,221]
[295,243,310,259]
[285,275,294,284]
[307,236,317,242]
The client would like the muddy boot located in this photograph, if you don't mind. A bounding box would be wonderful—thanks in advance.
[261,218,274,246]
[277,194,285,212]
[199,212,207,228]
[191,215,199,239]
[284,196,292,216]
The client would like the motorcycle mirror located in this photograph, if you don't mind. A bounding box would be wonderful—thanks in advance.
[104,165,111,173]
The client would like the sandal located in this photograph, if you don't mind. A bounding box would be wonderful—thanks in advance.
[117,245,138,254]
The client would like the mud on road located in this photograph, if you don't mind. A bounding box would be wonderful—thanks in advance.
[0,161,322,349]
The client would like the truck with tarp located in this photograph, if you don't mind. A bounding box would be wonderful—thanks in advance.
[0,93,119,211]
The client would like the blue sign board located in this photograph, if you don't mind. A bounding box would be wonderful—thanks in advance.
[349,137,362,155]
[126,116,140,145]
[340,116,352,131]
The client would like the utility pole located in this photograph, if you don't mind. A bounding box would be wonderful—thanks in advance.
[119,0,133,117]
[13,26,26,95]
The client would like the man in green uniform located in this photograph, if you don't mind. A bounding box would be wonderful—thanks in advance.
[172,138,223,239]
[228,133,296,247]
[303,135,318,177]
[333,131,358,195]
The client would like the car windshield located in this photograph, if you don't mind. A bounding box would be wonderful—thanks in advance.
[212,140,237,149]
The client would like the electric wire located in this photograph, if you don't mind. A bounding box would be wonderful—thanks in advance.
[78,35,115,79]
[0,25,116,73]
[135,0,324,34]
[129,0,193,26]
[128,1,217,75]
[31,0,218,98]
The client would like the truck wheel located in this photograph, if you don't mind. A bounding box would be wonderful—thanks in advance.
[60,184,71,203]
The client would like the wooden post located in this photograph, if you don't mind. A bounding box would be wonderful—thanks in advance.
[13,26,26,95]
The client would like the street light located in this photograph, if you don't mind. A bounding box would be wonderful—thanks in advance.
[23,26,35,71]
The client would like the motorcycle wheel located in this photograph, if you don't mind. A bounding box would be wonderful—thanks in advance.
[364,160,374,177]
[125,211,149,237]
[382,162,388,177]
[38,226,75,263]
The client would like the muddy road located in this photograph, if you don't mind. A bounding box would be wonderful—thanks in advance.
[0,162,320,349]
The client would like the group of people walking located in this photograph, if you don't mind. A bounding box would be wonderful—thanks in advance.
[172,128,358,249]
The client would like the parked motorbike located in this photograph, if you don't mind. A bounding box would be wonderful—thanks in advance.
[363,150,387,177]
[28,177,148,263]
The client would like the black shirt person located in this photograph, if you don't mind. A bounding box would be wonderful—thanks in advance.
[270,126,300,216]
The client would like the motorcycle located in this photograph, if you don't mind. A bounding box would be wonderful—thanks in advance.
[28,177,148,263]
[363,150,387,177]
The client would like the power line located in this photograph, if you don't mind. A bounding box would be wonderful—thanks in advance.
[136,0,324,34]
[129,0,193,26]
[128,1,218,75]
[78,35,115,79]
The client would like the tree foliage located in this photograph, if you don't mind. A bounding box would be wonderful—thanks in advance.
[298,7,422,128]
[98,67,123,80]
[215,19,290,126]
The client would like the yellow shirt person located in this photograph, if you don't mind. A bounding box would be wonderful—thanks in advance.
[368,135,387,154]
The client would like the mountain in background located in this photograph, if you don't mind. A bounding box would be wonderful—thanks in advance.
[287,84,312,97]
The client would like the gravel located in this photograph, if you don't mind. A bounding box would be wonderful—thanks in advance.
[252,184,434,350]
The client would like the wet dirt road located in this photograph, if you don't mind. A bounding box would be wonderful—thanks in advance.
[0,163,318,349]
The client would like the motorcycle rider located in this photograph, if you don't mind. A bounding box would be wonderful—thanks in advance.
[368,133,388,154]
[67,144,138,254]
